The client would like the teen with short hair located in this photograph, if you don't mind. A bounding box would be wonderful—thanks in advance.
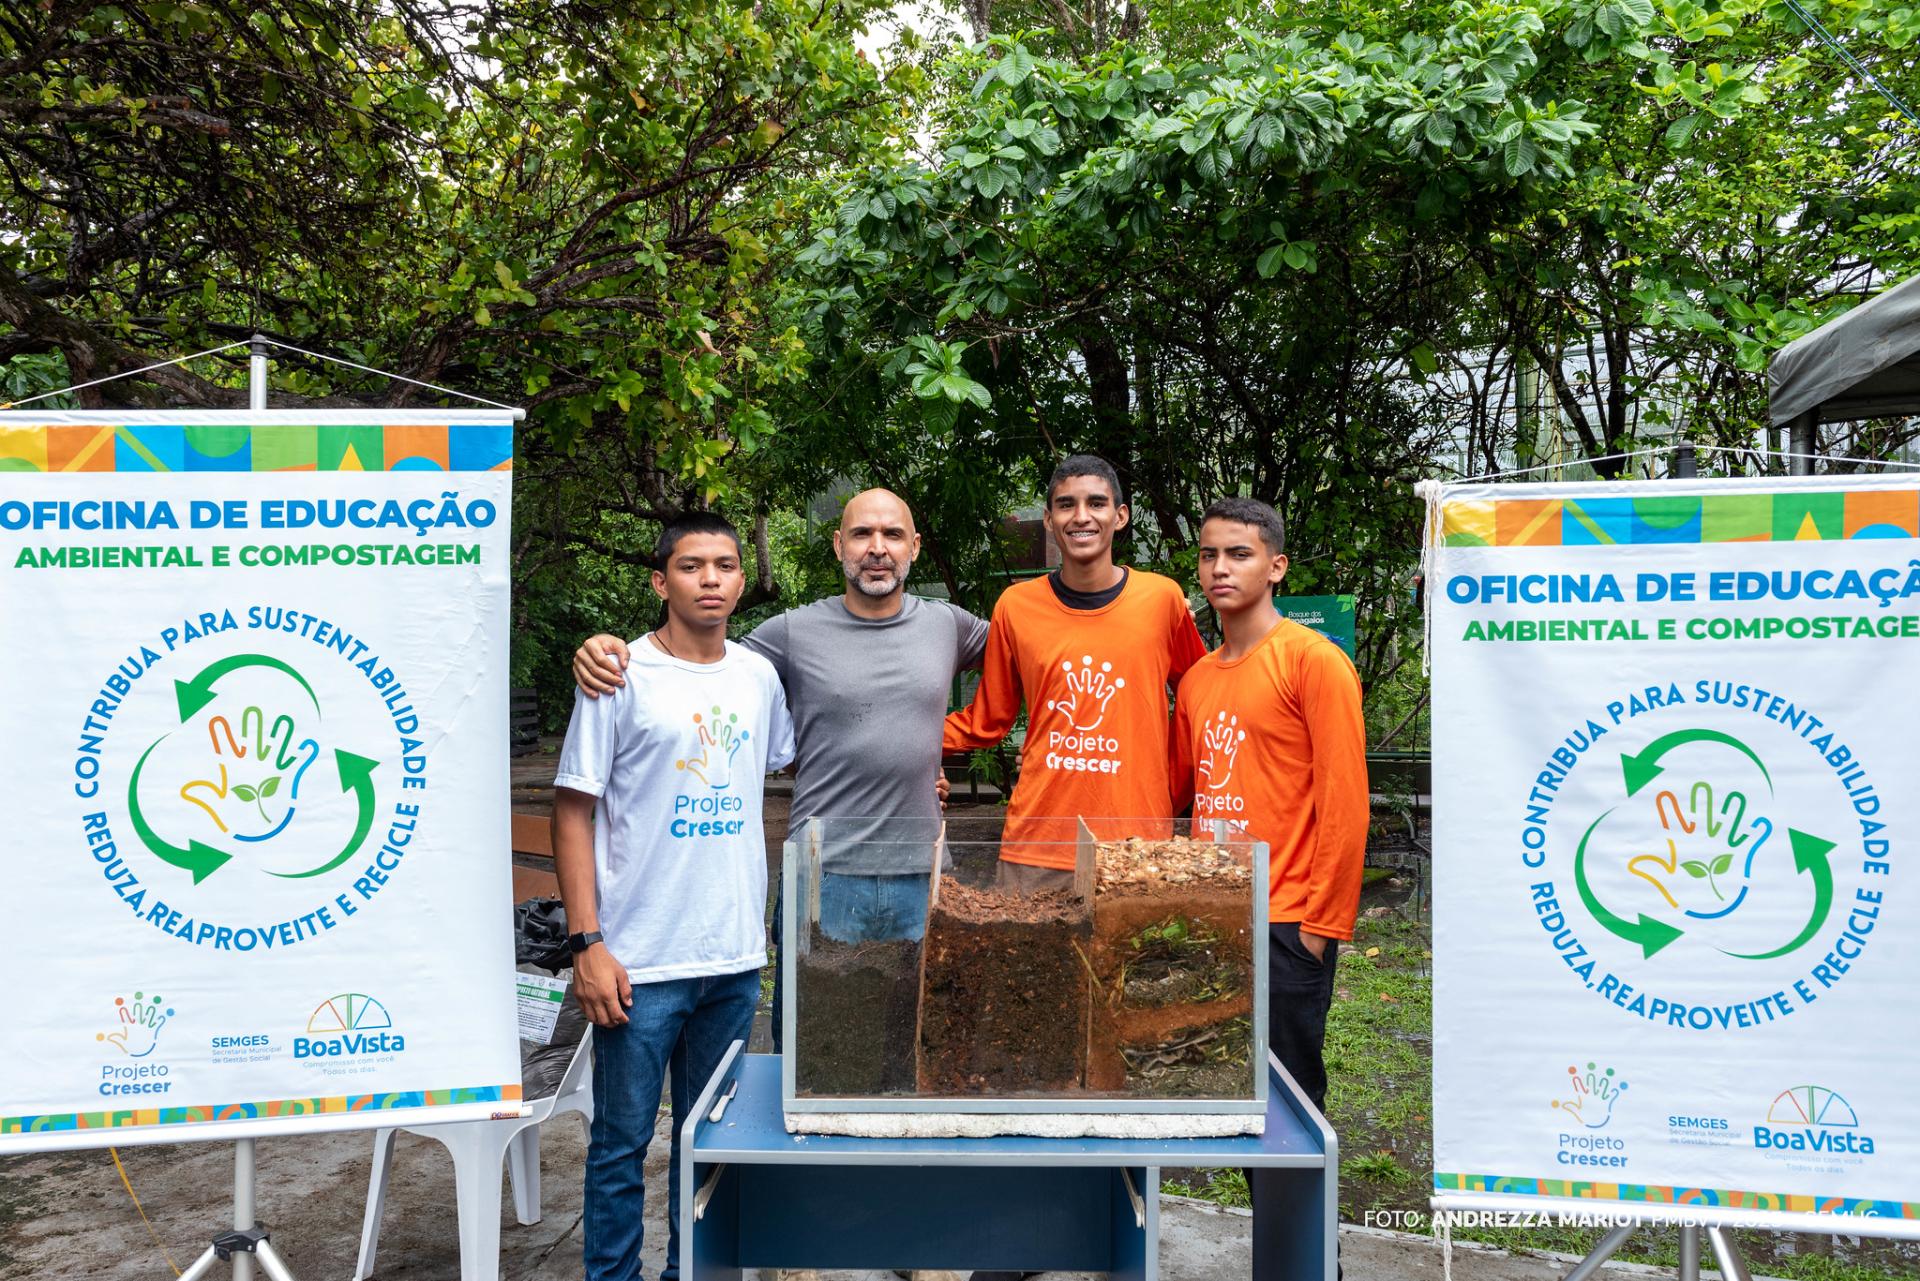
[1170,496,1367,1281]
[944,454,1207,882]
[552,511,796,1281]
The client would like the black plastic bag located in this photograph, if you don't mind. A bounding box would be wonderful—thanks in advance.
[514,897,572,973]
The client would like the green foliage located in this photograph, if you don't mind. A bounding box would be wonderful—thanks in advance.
[6,0,1920,722]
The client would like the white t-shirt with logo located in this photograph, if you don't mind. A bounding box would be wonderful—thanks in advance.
[553,638,796,984]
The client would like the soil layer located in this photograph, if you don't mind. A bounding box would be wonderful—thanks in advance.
[794,931,922,1096]
[1090,838,1257,1098]
[917,882,1092,1093]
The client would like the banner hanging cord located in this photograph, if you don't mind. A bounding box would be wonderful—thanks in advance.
[1695,443,1920,471]
[1,336,519,413]
[0,341,250,410]
[1445,446,1677,485]
[252,337,521,412]
[110,1146,183,1277]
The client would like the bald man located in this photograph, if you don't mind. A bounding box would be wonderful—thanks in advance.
[573,491,989,1034]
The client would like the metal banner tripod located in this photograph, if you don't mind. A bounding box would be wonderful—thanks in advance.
[181,352,301,1281]
[177,1228,298,1281]
[172,1137,300,1281]
[1563,1222,1752,1281]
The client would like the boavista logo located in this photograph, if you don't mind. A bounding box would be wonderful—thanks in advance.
[1755,1085,1875,1156]
[294,993,404,1059]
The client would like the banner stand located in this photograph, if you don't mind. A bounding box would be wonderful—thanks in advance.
[1554,445,1752,1281]
[1426,444,1920,1275]
[1560,1222,1750,1281]
[1,338,526,1281]
[177,1227,299,1281]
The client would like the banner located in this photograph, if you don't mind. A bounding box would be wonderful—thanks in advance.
[1429,475,1919,1233]
[1276,594,1355,657]
[0,410,522,1151]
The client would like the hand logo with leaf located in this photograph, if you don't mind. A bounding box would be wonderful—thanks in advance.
[1047,655,1126,732]
[1627,784,1769,915]
[177,708,317,843]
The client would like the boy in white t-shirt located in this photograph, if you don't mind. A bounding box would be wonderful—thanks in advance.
[552,511,796,1281]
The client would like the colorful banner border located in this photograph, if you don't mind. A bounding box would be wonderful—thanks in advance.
[1435,1171,1919,1221]
[0,424,512,474]
[1441,489,1920,548]
[1,1081,523,1136]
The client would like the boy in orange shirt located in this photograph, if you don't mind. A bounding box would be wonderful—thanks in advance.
[1170,496,1367,1281]
[945,454,1206,884]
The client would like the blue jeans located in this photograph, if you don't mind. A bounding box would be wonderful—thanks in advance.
[584,968,760,1281]
[770,873,928,1052]
[818,872,931,943]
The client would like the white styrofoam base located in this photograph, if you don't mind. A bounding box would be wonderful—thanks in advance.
[785,1110,1265,1138]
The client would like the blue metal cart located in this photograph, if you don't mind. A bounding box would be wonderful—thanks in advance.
[680,1046,1336,1281]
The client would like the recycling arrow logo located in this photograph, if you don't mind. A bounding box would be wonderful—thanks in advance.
[1570,727,1835,962]
[127,654,380,883]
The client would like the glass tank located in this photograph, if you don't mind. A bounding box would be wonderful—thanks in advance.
[781,814,1268,1129]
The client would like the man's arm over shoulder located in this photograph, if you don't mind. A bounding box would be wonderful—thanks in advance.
[573,634,636,697]
[1296,640,1369,942]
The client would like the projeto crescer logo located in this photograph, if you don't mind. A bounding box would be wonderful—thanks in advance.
[96,990,172,1059]
[1551,1060,1630,1170]
[96,990,176,1099]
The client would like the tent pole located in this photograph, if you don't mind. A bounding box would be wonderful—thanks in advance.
[1789,411,1816,476]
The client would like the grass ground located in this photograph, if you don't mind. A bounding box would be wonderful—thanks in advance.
[1163,874,1919,1281]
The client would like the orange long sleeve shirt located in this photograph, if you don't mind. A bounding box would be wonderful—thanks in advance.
[1172,619,1369,938]
[945,571,1207,868]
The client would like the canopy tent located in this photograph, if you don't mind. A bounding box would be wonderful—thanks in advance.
[1770,272,1920,425]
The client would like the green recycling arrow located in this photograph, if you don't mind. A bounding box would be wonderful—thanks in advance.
[270,750,378,880]
[1722,829,1837,960]
[1620,729,1772,798]
[1574,809,1685,958]
[128,737,231,884]
[175,655,320,722]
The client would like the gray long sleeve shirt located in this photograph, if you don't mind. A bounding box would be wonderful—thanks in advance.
[744,594,988,874]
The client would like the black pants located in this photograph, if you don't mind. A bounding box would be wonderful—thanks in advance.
[770,880,785,1052]
[1252,921,1339,1281]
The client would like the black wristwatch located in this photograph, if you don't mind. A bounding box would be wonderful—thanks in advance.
[567,930,604,954]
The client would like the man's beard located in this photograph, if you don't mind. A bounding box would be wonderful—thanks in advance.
[844,558,904,597]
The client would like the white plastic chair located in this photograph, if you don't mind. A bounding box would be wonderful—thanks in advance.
[353,1025,594,1281]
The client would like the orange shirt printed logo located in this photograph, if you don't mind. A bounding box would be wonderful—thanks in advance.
[1046,655,1127,732]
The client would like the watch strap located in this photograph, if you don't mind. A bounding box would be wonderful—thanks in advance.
[567,930,604,954]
